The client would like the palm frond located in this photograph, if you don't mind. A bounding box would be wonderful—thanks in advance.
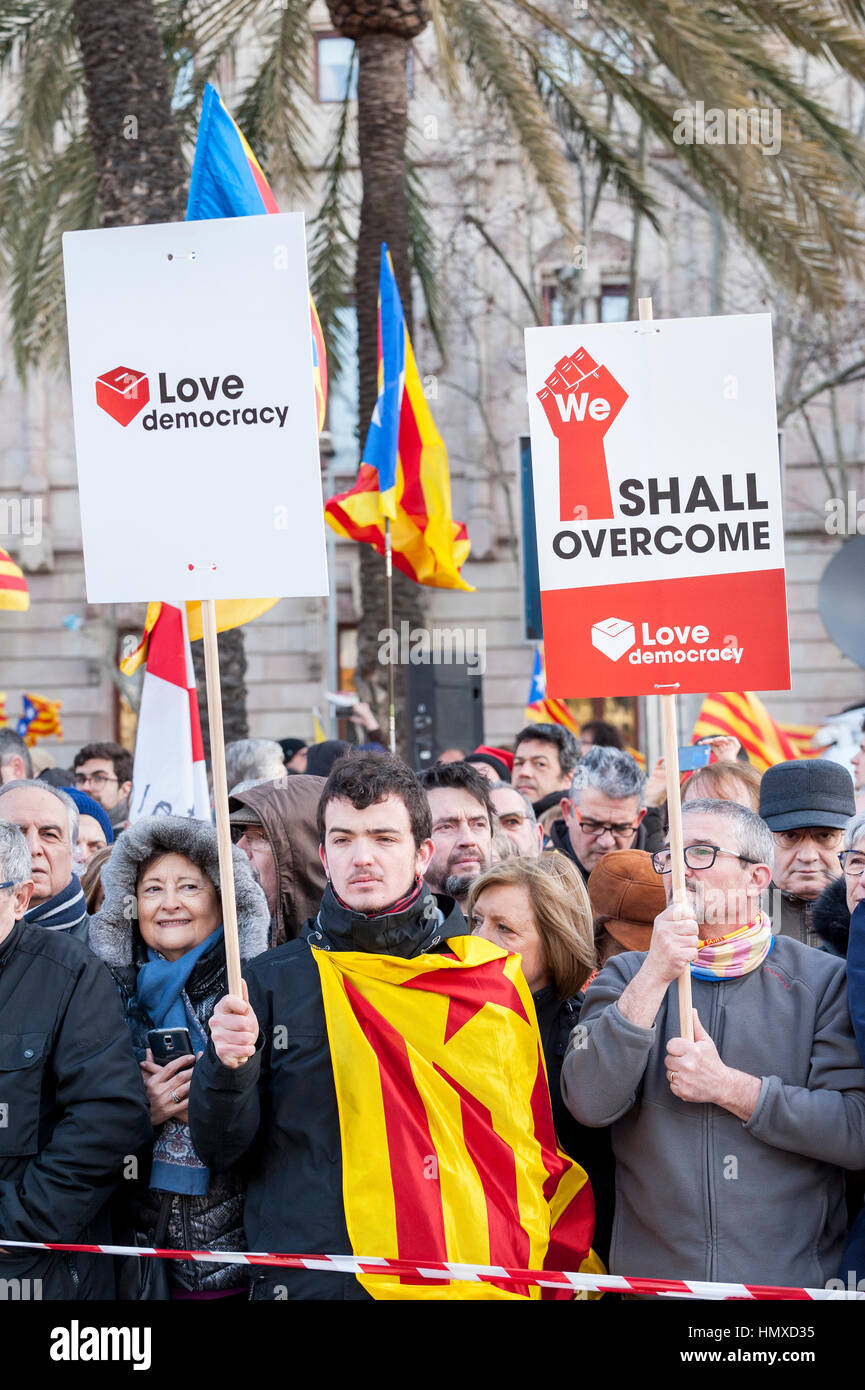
[307,74,356,384]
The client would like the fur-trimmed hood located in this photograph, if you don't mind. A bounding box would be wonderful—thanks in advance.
[88,814,270,968]
[812,874,851,957]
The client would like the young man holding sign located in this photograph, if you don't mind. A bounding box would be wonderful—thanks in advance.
[562,798,865,1289]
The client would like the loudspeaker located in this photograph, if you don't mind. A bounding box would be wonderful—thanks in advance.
[407,663,484,770]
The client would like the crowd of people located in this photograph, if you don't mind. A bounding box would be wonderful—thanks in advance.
[0,707,864,1301]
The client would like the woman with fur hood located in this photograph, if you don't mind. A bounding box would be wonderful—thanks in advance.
[89,815,269,1299]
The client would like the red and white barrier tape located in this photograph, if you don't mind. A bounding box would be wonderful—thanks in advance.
[0,1239,860,1299]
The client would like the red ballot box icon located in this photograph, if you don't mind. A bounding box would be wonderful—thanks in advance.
[95,366,150,427]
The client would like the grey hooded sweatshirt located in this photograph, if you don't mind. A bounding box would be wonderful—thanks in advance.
[562,935,865,1288]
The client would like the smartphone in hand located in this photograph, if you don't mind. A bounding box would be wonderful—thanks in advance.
[147,1027,194,1066]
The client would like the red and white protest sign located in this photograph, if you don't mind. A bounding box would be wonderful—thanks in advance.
[524,314,790,697]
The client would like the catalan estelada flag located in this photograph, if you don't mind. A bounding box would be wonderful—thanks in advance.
[187,82,327,434]
[0,546,29,612]
[324,244,473,590]
[693,691,826,772]
[17,692,62,746]
[313,933,601,1300]
[525,644,578,732]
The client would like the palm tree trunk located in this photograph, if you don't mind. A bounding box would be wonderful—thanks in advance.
[72,0,249,749]
[338,16,429,759]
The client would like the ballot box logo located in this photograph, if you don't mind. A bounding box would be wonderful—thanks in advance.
[592,617,636,662]
[95,366,150,427]
[536,348,629,522]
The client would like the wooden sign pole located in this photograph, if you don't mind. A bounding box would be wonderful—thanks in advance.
[201,598,243,1000]
[638,297,694,1043]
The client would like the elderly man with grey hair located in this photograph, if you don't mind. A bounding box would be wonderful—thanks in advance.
[224,738,288,796]
[0,727,33,784]
[562,797,865,1290]
[0,819,151,1298]
[0,779,88,940]
[548,745,652,882]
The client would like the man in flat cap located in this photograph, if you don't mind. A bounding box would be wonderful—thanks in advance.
[759,759,856,949]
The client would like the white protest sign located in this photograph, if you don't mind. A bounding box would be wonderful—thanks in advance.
[62,213,328,603]
[524,312,790,697]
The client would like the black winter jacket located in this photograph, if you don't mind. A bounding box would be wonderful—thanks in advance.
[109,935,249,1292]
[0,921,151,1299]
[532,985,615,1265]
[189,882,467,1300]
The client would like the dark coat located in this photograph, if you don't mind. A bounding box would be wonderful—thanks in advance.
[0,921,151,1299]
[812,875,850,957]
[189,882,467,1301]
[532,985,614,1266]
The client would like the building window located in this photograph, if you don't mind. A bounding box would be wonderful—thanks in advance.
[600,284,630,322]
[316,35,358,103]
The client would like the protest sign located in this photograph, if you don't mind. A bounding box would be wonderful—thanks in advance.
[62,213,328,604]
[63,214,329,1006]
[524,311,789,698]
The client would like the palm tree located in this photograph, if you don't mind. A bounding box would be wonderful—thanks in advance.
[5,0,865,745]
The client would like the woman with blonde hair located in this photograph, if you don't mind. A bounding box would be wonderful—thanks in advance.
[467,854,614,1260]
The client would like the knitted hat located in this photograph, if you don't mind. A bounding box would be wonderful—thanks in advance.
[587,849,666,952]
[61,787,114,846]
[465,748,512,782]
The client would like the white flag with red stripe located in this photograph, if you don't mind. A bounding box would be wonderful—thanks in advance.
[130,602,210,821]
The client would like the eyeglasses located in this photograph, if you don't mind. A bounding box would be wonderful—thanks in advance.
[574,815,638,841]
[73,772,118,789]
[772,828,844,850]
[652,844,759,874]
[839,851,865,878]
[0,880,15,891]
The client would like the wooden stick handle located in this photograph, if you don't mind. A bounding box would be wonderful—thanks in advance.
[201,599,243,1000]
[662,694,694,1041]
[638,296,694,1041]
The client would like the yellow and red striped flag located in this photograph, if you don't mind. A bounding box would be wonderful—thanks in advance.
[692,692,826,772]
[0,546,29,612]
[313,933,601,1300]
[324,244,473,590]
[18,692,62,746]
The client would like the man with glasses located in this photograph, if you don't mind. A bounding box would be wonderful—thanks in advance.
[759,758,856,948]
[419,760,494,912]
[548,745,647,883]
[71,741,133,833]
[562,797,865,1290]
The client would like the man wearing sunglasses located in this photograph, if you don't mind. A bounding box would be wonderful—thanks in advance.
[562,797,865,1291]
[548,745,647,883]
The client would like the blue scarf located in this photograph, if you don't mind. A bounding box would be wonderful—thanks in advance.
[23,874,86,933]
[135,926,223,1196]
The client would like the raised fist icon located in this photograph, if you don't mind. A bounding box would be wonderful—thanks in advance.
[537,348,628,521]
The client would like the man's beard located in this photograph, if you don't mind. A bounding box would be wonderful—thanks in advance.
[444,872,475,900]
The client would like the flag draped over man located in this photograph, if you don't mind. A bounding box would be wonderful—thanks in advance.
[325,244,472,591]
[313,933,600,1300]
